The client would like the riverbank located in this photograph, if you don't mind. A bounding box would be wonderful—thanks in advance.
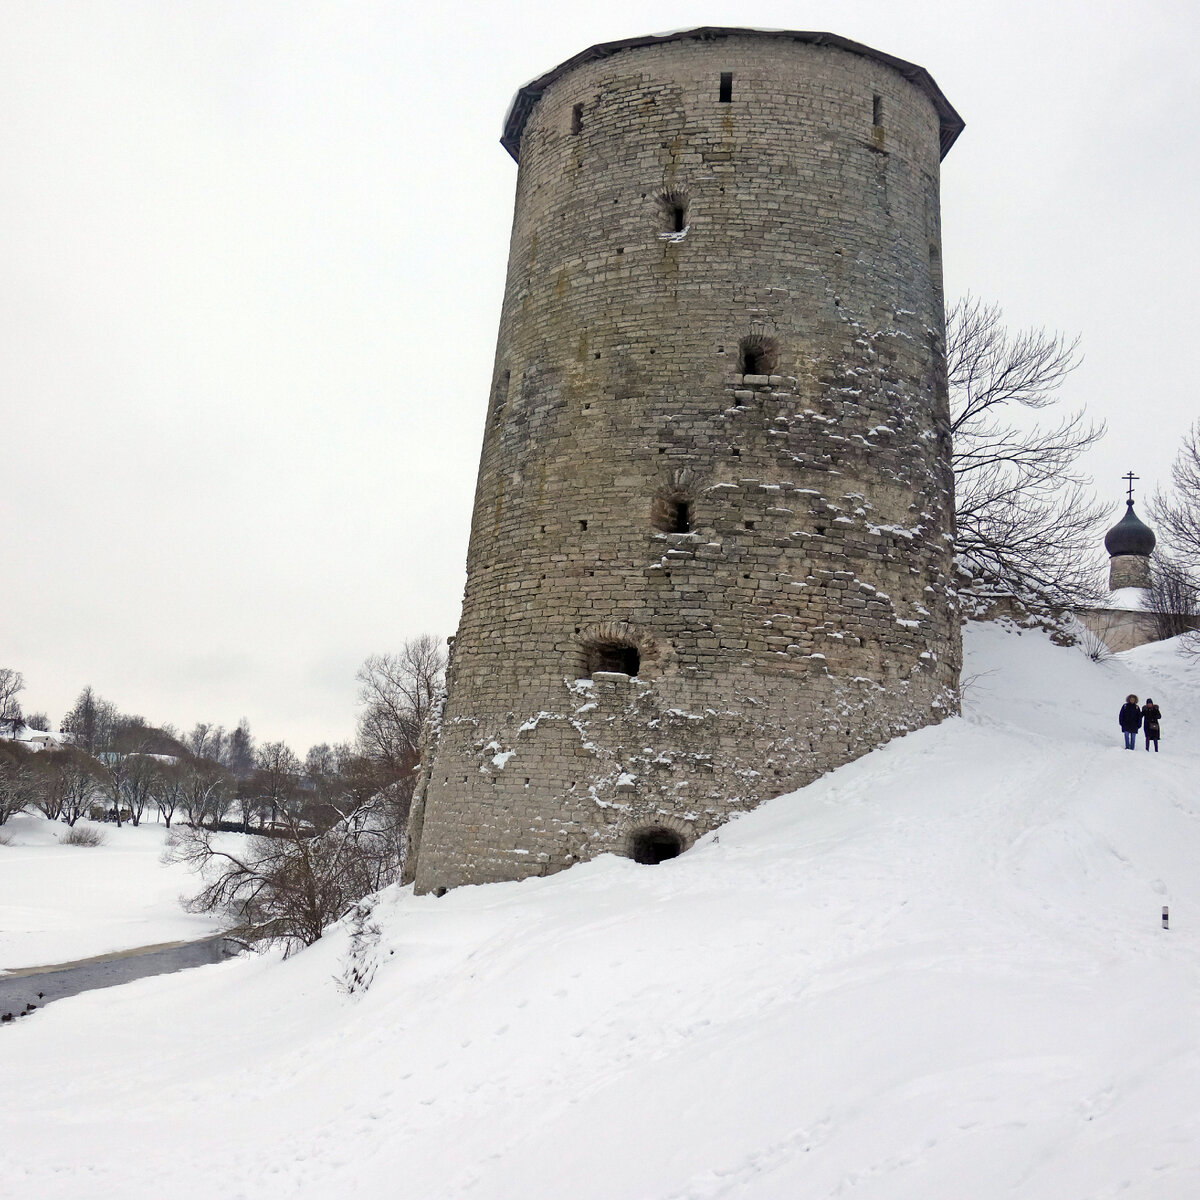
[0,815,225,970]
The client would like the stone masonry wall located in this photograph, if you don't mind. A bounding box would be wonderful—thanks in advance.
[407,31,962,892]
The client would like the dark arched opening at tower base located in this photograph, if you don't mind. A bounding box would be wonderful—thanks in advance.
[630,826,684,865]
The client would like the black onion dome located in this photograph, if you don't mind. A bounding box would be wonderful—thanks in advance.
[1105,501,1156,557]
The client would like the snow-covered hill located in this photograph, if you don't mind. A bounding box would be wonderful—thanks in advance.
[2,623,1198,1199]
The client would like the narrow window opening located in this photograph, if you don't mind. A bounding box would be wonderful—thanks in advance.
[872,94,883,127]
[658,188,689,236]
[571,103,583,135]
[585,641,640,677]
[744,520,756,531]
[719,72,733,103]
[579,519,588,531]
[630,826,684,865]
[651,493,693,533]
[738,335,778,375]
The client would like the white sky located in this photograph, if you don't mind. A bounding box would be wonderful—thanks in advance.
[3,0,1197,751]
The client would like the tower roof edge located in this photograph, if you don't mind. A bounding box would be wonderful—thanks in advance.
[500,27,965,163]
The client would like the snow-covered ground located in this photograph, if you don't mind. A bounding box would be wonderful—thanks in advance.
[1,622,1197,1199]
[0,818,224,969]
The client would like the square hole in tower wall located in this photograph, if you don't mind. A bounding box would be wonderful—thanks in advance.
[583,641,640,677]
[651,494,692,533]
[738,335,778,374]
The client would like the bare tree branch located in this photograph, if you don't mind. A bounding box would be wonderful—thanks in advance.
[948,296,1106,605]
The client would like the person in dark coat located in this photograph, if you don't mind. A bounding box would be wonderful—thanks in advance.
[1119,694,1141,750]
[1142,698,1162,752]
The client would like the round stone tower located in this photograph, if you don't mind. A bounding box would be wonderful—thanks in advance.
[407,28,964,893]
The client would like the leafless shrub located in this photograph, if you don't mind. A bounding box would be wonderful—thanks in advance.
[166,806,394,954]
[1076,620,1114,663]
[62,824,106,847]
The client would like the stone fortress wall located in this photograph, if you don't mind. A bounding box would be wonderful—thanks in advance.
[406,29,964,893]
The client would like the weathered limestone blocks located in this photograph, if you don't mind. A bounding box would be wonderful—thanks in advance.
[406,28,964,893]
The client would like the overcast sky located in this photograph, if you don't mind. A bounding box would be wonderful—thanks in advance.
[3,0,1197,751]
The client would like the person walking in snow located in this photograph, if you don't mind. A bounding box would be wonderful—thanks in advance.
[1142,698,1162,752]
[1119,694,1142,750]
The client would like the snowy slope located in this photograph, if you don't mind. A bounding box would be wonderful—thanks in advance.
[1,623,1198,1199]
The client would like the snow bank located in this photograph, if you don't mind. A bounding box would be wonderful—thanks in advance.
[1,623,1197,1198]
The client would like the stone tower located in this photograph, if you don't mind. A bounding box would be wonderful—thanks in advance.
[407,28,964,893]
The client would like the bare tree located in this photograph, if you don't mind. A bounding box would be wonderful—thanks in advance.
[31,747,101,825]
[0,741,37,824]
[1148,421,1200,656]
[61,686,118,755]
[122,751,161,827]
[225,718,255,780]
[1152,420,1200,561]
[1147,554,1200,644]
[0,668,25,737]
[151,759,185,828]
[948,297,1107,605]
[165,804,386,953]
[185,722,226,764]
[179,754,231,828]
[254,741,301,830]
[356,636,445,781]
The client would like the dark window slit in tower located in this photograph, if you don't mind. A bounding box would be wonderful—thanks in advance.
[719,72,733,103]
[738,335,778,375]
[651,493,693,533]
[659,188,689,235]
[571,103,583,135]
[579,519,588,531]
[873,94,883,127]
[668,499,691,532]
[586,641,640,677]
